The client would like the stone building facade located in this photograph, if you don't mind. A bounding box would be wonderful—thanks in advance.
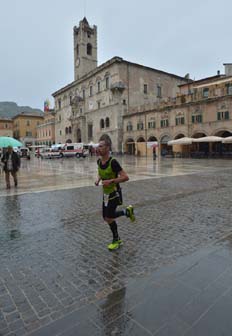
[12,112,44,147]
[0,118,13,137]
[36,109,55,146]
[123,66,232,156]
[52,18,189,152]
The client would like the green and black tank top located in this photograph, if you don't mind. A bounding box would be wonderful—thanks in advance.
[97,157,122,194]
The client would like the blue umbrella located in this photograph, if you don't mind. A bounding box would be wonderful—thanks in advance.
[0,136,23,147]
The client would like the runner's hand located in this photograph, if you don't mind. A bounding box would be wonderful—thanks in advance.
[102,179,114,186]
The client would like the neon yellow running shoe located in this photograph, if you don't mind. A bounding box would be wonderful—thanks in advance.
[126,205,135,222]
[108,239,123,250]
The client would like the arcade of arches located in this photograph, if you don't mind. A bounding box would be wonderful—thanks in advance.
[125,136,158,156]
[124,130,232,158]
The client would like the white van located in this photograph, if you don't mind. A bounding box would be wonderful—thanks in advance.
[14,147,31,160]
[59,143,86,158]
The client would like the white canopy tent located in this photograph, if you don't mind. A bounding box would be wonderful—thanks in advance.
[222,136,232,143]
[192,136,223,143]
[168,137,193,145]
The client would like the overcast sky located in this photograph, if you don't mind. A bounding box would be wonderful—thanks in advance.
[0,0,231,109]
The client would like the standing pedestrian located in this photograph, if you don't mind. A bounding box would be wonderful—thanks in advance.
[1,146,20,189]
[153,145,157,160]
[95,135,135,250]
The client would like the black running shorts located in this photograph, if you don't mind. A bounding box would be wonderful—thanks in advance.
[102,191,121,219]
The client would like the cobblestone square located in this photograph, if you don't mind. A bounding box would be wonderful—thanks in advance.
[1,156,232,335]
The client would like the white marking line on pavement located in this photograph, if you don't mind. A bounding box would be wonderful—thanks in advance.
[27,163,97,175]
[0,166,231,197]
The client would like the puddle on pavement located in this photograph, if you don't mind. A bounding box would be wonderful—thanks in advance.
[9,229,21,240]
[0,229,22,242]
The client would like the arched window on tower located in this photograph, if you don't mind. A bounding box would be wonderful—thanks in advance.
[100,119,104,129]
[69,126,72,134]
[65,127,68,135]
[87,43,92,55]
[105,117,110,128]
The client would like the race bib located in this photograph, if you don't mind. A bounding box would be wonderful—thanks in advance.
[103,194,108,206]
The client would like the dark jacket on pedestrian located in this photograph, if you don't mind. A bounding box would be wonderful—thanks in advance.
[1,151,20,172]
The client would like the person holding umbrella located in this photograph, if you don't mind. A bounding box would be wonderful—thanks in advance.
[1,146,20,189]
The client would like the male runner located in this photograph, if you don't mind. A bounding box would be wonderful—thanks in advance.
[95,135,135,250]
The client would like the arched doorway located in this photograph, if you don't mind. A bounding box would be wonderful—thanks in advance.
[147,136,158,158]
[160,135,172,156]
[125,138,135,155]
[66,139,72,143]
[215,130,232,157]
[172,133,189,157]
[215,130,232,138]
[192,132,208,154]
[174,133,185,140]
[77,129,81,143]
[147,136,158,142]
[137,137,145,141]
[192,132,207,138]
[136,137,146,156]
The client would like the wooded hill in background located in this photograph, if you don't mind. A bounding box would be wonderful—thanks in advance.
[0,102,43,118]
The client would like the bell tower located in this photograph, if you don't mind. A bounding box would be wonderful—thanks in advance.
[73,17,97,80]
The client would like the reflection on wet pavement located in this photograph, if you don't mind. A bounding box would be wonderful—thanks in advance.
[1,156,232,196]
[0,195,23,241]
[0,156,232,335]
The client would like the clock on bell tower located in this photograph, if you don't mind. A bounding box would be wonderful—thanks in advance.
[73,17,97,80]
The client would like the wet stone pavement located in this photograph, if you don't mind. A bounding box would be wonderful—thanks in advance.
[1,157,232,335]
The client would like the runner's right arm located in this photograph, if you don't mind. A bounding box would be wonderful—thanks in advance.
[95,176,101,186]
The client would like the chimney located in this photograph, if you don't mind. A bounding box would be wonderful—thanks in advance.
[224,63,232,77]
[217,70,220,75]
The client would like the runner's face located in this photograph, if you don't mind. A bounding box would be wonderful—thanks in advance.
[98,141,109,156]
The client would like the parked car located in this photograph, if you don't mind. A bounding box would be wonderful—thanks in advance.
[40,148,62,159]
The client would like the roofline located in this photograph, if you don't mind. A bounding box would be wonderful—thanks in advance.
[52,56,190,97]
[0,117,13,121]
[12,113,44,119]
[121,58,190,81]
[192,76,232,89]
[52,57,122,96]
[179,74,225,87]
